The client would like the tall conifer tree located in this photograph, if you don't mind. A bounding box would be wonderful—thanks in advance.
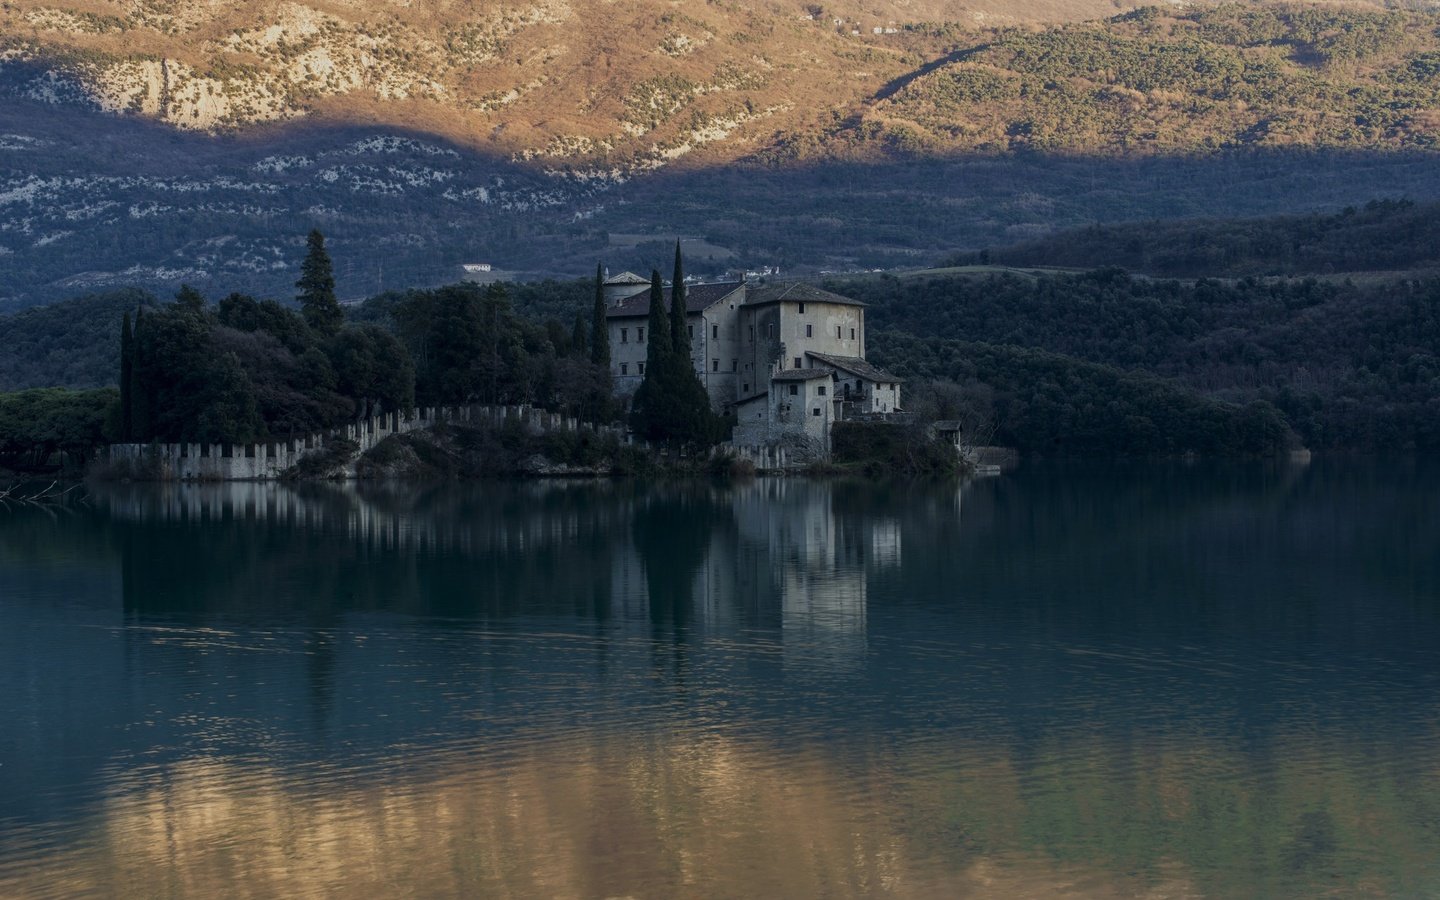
[644,268,671,371]
[119,311,134,440]
[297,229,343,336]
[129,305,152,441]
[629,270,673,442]
[571,312,589,359]
[590,262,610,367]
[670,241,688,359]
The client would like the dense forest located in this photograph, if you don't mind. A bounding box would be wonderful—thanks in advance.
[833,266,1440,452]
[954,198,1440,277]
[0,271,618,469]
[0,387,115,470]
[354,281,612,419]
[873,337,1295,456]
[0,289,147,391]
[122,298,612,448]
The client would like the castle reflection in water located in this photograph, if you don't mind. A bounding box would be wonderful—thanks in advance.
[93,479,968,667]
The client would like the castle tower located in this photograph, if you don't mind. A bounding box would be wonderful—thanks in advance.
[602,271,651,307]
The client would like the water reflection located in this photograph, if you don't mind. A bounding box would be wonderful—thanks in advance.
[1,463,1438,897]
[3,725,1438,898]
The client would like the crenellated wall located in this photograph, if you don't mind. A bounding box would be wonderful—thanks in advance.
[719,442,803,473]
[102,405,629,481]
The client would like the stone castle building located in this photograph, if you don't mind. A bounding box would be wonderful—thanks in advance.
[601,272,903,453]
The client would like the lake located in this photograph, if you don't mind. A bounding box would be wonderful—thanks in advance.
[1,462,1437,898]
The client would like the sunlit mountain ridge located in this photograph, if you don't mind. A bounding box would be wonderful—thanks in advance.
[4,2,1440,305]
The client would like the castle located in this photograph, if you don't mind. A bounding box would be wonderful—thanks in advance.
[601,272,904,454]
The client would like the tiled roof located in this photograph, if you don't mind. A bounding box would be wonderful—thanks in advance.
[606,281,744,318]
[604,271,650,285]
[806,351,902,383]
[770,368,834,382]
[744,282,865,308]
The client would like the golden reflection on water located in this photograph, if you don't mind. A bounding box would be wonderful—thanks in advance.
[0,731,1227,900]
[9,725,1436,899]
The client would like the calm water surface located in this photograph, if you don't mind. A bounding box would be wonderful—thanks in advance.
[1,462,1438,898]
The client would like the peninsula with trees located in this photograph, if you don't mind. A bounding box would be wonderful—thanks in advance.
[3,231,967,480]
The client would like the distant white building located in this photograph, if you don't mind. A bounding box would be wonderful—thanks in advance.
[462,263,492,273]
[602,273,903,455]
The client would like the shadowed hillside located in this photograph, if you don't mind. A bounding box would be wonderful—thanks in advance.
[6,3,1440,306]
[950,198,1440,277]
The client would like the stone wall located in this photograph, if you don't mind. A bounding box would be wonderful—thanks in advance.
[719,442,794,473]
[102,405,627,481]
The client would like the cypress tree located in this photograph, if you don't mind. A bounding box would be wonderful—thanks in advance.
[119,311,134,440]
[630,269,674,442]
[571,311,589,359]
[644,268,671,369]
[297,229,343,336]
[590,262,610,367]
[670,241,688,358]
[130,306,152,441]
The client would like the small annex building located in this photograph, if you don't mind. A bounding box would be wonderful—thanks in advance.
[601,273,903,455]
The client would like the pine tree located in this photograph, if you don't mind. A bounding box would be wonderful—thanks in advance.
[297,229,343,336]
[119,311,134,441]
[590,262,610,367]
[670,241,688,358]
[175,284,206,314]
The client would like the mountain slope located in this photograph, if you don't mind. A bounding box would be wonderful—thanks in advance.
[6,3,1440,306]
[0,0,1142,169]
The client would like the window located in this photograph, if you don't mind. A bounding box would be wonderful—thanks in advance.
[712,324,718,340]
[767,324,774,338]
[812,408,821,417]
[789,384,798,396]
[805,324,813,337]
[793,357,802,369]
[749,325,755,341]
[850,328,856,340]
[620,363,628,375]
[836,326,842,339]
[637,327,644,342]
[620,328,628,343]
[731,359,738,372]
[637,362,645,375]
[712,359,719,372]
[743,383,750,393]
[688,325,694,339]
[817,385,826,396]
[798,302,806,314]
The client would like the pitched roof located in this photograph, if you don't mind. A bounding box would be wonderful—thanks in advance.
[744,282,865,308]
[771,368,834,382]
[604,271,650,285]
[806,351,902,383]
[605,281,744,318]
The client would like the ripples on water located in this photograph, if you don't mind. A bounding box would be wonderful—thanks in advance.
[1,462,1438,897]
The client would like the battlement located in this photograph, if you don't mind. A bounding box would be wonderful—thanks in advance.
[102,405,626,481]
